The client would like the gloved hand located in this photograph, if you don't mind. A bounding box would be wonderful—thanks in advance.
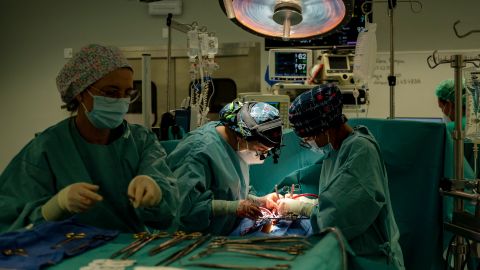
[127,175,162,208]
[236,199,262,220]
[277,198,315,217]
[211,199,262,220]
[42,182,103,221]
[296,196,318,205]
[248,193,283,211]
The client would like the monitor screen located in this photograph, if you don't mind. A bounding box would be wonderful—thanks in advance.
[275,52,308,77]
[268,49,312,81]
[328,56,349,70]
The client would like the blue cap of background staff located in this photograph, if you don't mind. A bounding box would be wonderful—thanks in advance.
[289,84,345,137]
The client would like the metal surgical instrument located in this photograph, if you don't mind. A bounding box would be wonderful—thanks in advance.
[190,247,295,261]
[182,262,291,270]
[148,231,201,256]
[121,232,169,259]
[51,232,86,249]
[155,233,211,266]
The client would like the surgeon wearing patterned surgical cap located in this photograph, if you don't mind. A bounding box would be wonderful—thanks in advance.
[167,101,283,235]
[435,78,467,130]
[282,84,405,269]
[0,44,179,233]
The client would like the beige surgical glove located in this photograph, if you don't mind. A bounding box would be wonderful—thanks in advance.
[247,193,282,211]
[296,196,318,205]
[41,182,103,221]
[127,175,162,208]
[277,198,315,217]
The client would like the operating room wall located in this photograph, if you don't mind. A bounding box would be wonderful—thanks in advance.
[1,0,480,172]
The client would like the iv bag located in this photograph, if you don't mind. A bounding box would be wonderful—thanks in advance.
[353,22,377,85]
[187,29,199,59]
[464,67,480,143]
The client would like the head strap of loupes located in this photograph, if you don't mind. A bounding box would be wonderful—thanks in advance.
[237,102,283,148]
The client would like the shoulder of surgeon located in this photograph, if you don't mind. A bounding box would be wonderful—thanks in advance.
[4,118,73,169]
[342,125,381,155]
[168,121,224,158]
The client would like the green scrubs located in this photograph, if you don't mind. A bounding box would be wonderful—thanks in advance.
[310,126,405,269]
[0,117,178,233]
[166,122,248,235]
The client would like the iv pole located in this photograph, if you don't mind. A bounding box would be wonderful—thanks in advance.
[387,0,396,118]
[428,49,480,270]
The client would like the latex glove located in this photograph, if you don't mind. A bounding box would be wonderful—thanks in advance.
[127,175,162,208]
[247,193,283,211]
[277,198,314,217]
[42,183,103,221]
[236,200,262,220]
[296,196,318,205]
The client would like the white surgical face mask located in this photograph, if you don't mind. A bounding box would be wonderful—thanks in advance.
[236,140,265,165]
[307,140,334,160]
[237,150,265,165]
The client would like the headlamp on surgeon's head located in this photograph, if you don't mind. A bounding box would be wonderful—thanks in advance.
[238,102,283,163]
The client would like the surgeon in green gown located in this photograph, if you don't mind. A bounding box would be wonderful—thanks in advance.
[167,101,283,235]
[0,44,178,233]
[278,84,405,269]
[436,79,467,133]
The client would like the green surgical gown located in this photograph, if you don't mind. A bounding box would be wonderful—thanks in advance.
[310,126,405,270]
[166,122,248,235]
[0,118,179,233]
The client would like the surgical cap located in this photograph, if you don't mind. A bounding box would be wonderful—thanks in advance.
[435,79,466,104]
[219,101,282,146]
[56,44,132,104]
[289,84,344,137]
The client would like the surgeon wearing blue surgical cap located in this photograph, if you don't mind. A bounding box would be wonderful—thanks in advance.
[283,84,405,269]
[167,101,283,235]
[0,44,179,233]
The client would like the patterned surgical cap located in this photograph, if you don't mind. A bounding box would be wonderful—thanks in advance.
[219,101,281,139]
[56,44,132,104]
[289,84,344,137]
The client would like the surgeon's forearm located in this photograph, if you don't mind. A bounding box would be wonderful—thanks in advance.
[211,200,239,216]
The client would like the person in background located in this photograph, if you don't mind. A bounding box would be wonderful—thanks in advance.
[167,101,283,235]
[0,44,178,233]
[435,78,466,130]
[278,84,405,269]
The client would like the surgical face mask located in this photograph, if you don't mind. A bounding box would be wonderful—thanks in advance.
[236,140,265,165]
[82,91,130,129]
[307,140,334,160]
[237,150,265,165]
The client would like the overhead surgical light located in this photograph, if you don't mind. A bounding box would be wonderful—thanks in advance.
[219,0,354,41]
